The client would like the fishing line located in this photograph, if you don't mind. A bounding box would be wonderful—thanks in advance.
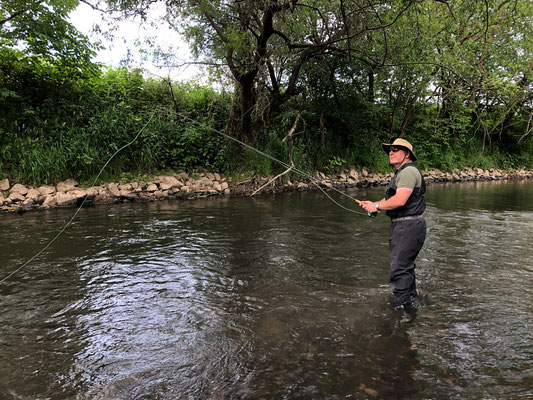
[163,107,368,216]
[1,107,370,284]
[0,111,156,284]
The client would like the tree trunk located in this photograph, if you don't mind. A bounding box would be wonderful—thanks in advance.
[367,69,375,103]
[226,78,257,145]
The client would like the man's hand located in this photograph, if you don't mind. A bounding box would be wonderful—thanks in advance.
[356,200,377,214]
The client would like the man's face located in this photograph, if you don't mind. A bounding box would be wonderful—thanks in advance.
[389,146,409,166]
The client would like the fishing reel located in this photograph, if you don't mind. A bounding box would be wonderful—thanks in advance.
[356,200,379,218]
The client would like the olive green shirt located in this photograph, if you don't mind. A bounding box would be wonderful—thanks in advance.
[396,165,422,189]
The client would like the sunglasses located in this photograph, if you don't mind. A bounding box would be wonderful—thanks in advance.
[389,146,404,152]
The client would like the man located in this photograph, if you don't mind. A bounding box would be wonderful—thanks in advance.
[359,138,426,313]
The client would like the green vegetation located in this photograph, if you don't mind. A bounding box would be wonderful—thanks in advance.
[0,0,531,185]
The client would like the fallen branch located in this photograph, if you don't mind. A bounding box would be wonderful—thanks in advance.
[251,167,292,196]
[251,109,302,196]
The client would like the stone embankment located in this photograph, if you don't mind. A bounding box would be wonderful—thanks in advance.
[1,167,532,213]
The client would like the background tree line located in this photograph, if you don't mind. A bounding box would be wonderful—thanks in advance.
[1,0,531,185]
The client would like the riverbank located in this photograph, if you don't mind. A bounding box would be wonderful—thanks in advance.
[1,167,532,213]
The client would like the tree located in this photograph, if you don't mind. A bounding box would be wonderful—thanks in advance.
[1,0,98,68]
[99,0,421,145]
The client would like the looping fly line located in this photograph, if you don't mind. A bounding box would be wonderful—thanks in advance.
[1,108,368,284]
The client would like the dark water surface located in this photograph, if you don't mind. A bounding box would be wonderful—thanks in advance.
[1,180,532,399]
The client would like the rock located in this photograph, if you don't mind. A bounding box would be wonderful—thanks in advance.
[223,188,231,195]
[42,195,57,208]
[7,192,25,202]
[158,175,180,189]
[176,172,189,182]
[348,169,359,180]
[214,173,221,181]
[180,186,190,193]
[26,188,43,202]
[221,182,229,190]
[155,190,168,199]
[337,173,347,181]
[57,179,78,192]
[10,184,29,196]
[206,173,215,180]
[213,182,222,192]
[200,177,213,188]
[0,179,9,191]
[37,185,56,196]
[119,183,133,191]
[106,183,120,197]
[55,193,77,207]
[120,189,137,200]
[138,192,155,201]
[0,194,5,204]
[145,183,158,192]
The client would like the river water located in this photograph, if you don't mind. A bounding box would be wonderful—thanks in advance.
[1,180,532,399]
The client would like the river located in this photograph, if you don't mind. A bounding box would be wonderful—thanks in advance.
[1,180,532,399]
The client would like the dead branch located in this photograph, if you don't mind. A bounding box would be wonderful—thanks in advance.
[251,107,302,196]
[251,167,292,196]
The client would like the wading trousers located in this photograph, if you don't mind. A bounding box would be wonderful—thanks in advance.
[389,217,427,306]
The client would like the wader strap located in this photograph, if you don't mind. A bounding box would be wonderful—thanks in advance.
[391,215,424,223]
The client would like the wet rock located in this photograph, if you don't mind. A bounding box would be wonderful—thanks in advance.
[42,195,57,208]
[10,184,29,196]
[26,188,43,202]
[37,185,56,196]
[107,183,121,197]
[57,179,78,192]
[0,179,10,191]
[146,183,158,192]
[22,198,36,210]
[158,175,180,190]
[155,190,168,199]
[120,189,137,200]
[138,192,156,201]
[348,169,359,181]
[223,188,231,195]
[55,191,85,207]
[7,192,25,203]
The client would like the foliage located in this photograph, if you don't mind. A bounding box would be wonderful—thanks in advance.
[0,0,531,185]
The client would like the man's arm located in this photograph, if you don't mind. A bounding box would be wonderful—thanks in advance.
[359,188,413,213]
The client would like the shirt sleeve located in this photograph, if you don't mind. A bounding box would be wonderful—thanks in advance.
[396,166,421,189]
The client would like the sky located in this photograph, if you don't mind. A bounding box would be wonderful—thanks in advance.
[68,2,203,82]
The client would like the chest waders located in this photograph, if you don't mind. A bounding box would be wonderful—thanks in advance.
[385,163,427,310]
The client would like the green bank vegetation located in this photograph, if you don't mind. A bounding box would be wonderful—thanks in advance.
[1,0,531,185]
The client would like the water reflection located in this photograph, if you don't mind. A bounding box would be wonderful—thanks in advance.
[0,180,532,399]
